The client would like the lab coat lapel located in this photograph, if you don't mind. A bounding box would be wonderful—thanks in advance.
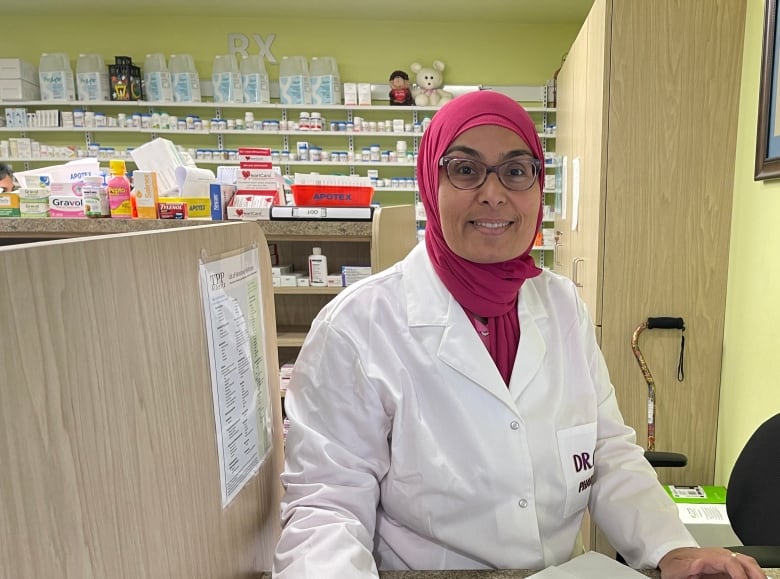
[508,283,546,399]
[403,245,517,409]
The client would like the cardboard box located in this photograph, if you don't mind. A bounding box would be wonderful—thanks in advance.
[209,183,236,220]
[226,192,274,220]
[0,79,41,101]
[157,201,188,219]
[132,170,160,219]
[0,193,20,217]
[0,58,37,82]
[163,196,210,218]
[664,485,742,547]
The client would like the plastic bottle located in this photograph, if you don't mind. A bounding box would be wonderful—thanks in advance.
[143,53,173,102]
[82,175,110,218]
[240,54,270,104]
[169,54,201,102]
[39,52,75,101]
[76,54,110,101]
[308,247,328,287]
[211,54,243,103]
[279,56,312,105]
[310,56,341,105]
[107,159,133,219]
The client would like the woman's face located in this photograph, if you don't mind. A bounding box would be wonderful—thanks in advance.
[437,125,541,264]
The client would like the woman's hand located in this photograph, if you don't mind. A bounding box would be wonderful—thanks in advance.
[658,547,766,579]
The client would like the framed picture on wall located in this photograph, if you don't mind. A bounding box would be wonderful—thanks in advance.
[756,0,780,180]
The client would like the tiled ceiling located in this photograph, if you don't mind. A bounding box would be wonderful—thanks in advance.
[5,0,595,22]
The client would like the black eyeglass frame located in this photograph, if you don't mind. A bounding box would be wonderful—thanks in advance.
[438,156,542,192]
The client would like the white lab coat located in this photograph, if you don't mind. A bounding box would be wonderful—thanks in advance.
[273,243,696,578]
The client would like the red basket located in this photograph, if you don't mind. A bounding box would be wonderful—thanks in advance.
[291,184,374,207]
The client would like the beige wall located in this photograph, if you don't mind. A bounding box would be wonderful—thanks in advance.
[716,0,780,483]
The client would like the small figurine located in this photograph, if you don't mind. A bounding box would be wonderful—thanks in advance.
[389,70,414,106]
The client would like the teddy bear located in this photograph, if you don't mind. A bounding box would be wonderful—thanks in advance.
[410,60,453,107]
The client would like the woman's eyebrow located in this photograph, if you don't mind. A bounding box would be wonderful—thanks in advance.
[444,145,480,157]
[443,145,534,160]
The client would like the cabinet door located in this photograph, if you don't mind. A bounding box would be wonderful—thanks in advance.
[554,0,610,330]
[598,0,744,487]
[574,0,610,327]
[552,32,577,280]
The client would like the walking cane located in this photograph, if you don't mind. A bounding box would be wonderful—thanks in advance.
[631,317,688,468]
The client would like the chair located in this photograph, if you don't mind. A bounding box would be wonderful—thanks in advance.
[725,413,780,567]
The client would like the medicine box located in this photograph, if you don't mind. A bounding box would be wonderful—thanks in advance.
[271,264,294,276]
[0,193,21,217]
[209,183,236,220]
[164,196,210,218]
[133,170,160,219]
[357,83,372,106]
[341,265,372,286]
[343,82,357,106]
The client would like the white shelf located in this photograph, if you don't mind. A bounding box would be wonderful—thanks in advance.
[1,99,447,114]
[0,126,426,139]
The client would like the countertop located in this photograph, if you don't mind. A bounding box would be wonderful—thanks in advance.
[258,570,780,578]
[0,217,375,242]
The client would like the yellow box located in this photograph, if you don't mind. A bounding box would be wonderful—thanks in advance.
[0,193,21,217]
[165,196,210,218]
[132,170,160,219]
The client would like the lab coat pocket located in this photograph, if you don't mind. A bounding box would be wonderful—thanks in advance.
[556,422,597,518]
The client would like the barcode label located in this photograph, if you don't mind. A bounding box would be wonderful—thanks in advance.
[669,485,707,499]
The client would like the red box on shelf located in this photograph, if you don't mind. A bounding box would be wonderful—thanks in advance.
[291,185,374,207]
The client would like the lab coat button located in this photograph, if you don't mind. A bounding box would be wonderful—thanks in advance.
[519,498,528,508]
[510,421,520,430]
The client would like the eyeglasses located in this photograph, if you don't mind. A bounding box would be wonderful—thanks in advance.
[439,156,541,192]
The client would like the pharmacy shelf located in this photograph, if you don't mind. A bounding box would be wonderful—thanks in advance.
[273,287,343,295]
[1,126,555,140]
[4,99,554,114]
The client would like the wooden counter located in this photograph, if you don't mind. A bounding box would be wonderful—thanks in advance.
[0,217,375,243]
[259,569,780,578]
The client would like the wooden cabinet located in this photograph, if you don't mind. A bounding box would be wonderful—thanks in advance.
[554,0,746,488]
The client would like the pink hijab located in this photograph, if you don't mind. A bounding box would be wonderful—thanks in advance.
[418,90,544,385]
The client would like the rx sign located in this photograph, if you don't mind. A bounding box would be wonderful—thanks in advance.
[227,33,277,64]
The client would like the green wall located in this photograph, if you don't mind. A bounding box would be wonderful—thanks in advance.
[716,0,780,484]
[3,17,577,86]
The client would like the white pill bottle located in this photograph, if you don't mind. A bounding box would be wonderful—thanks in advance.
[308,247,328,287]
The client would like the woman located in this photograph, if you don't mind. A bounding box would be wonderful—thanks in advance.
[273,91,763,579]
[0,163,15,193]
